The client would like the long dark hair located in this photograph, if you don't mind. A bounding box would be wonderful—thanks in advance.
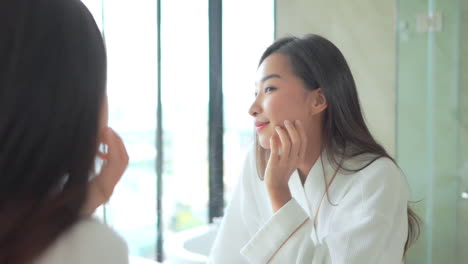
[255,34,420,255]
[0,0,107,263]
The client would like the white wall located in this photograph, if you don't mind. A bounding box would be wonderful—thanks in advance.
[276,0,397,155]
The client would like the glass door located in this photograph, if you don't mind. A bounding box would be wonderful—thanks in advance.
[396,0,467,263]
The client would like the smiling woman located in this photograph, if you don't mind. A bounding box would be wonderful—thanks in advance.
[209,34,420,264]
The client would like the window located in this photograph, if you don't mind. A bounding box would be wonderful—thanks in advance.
[82,0,159,258]
[81,0,274,262]
[160,0,210,238]
[223,0,275,204]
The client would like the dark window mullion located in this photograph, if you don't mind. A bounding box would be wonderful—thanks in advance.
[156,0,164,261]
[208,0,224,223]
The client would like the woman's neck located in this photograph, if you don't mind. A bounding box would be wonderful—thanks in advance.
[297,133,322,185]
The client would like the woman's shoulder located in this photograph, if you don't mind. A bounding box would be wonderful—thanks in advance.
[36,218,128,264]
[355,156,403,184]
[329,155,409,218]
[68,217,127,247]
[345,155,408,202]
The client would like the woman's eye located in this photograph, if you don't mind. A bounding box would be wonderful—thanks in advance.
[264,87,277,93]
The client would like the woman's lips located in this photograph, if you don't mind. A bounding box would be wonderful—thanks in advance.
[255,121,269,132]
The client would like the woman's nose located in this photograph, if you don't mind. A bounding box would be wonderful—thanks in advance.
[248,98,262,117]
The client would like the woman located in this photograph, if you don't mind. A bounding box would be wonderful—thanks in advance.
[0,0,129,263]
[209,34,420,263]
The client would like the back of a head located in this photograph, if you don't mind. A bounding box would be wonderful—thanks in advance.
[0,0,106,262]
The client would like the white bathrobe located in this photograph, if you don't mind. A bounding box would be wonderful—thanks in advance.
[209,147,408,264]
[35,218,128,264]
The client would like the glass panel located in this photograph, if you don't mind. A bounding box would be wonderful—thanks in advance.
[222,0,275,202]
[160,0,209,260]
[428,0,460,262]
[83,0,159,260]
[396,2,430,261]
[457,0,468,261]
[396,0,465,263]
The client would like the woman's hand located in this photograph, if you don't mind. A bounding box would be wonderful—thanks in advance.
[265,120,307,212]
[82,127,129,216]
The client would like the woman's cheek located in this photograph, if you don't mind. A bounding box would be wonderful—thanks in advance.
[263,97,283,122]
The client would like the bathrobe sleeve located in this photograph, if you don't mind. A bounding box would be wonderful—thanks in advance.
[208,151,255,264]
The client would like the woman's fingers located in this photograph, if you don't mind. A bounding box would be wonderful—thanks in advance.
[104,128,129,168]
[295,120,307,161]
[275,126,290,161]
[95,127,129,199]
[83,128,129,215]
[284,120,300,160]
[97,151,107,160]
[269,134,280,161]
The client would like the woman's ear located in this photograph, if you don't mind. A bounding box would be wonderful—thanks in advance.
[309,88,327,115]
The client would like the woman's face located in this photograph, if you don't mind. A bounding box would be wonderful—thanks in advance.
[249,53,316,149]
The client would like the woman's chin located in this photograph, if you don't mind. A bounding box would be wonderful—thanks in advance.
[258,136,271,150]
